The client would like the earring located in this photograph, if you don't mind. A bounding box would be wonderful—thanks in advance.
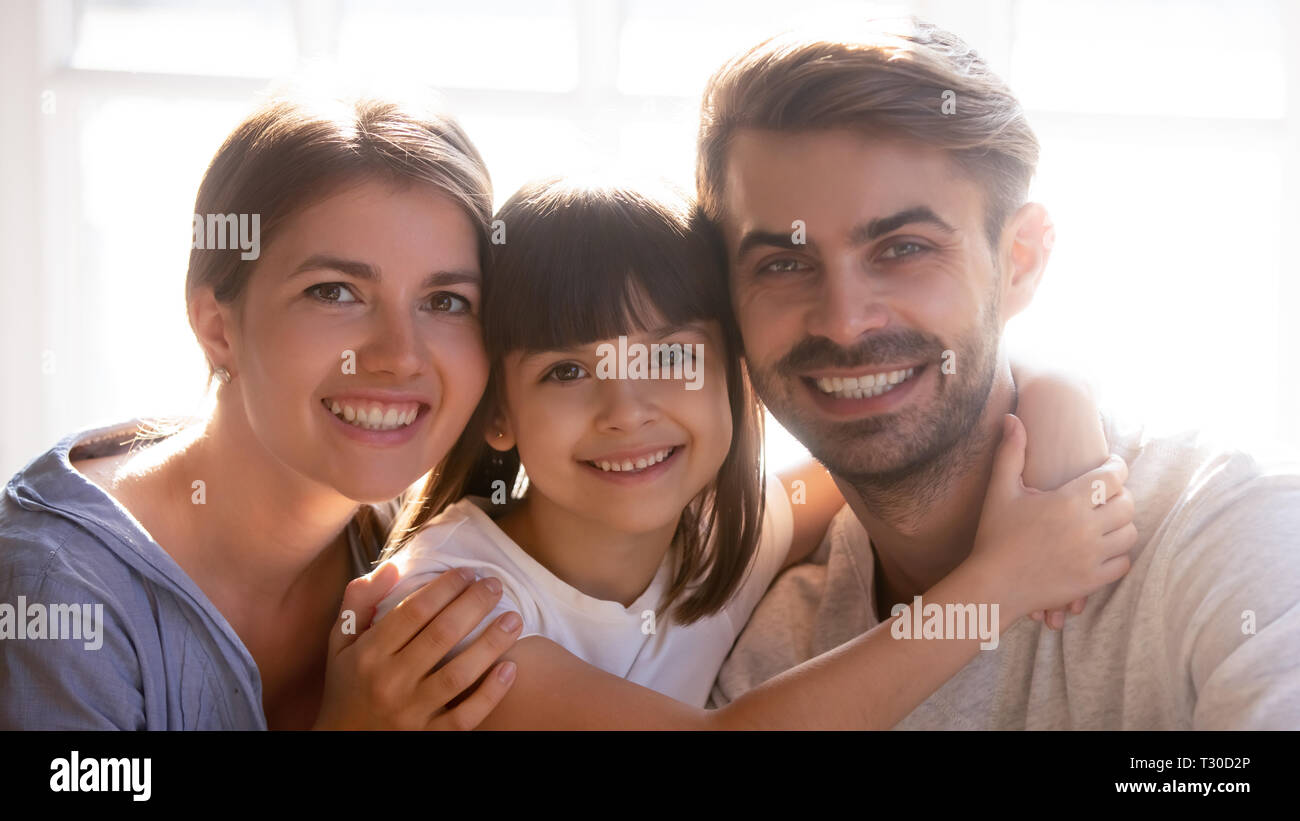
[214,366,232,384]
[496,431,504,439]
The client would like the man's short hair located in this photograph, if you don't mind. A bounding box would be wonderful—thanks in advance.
[696,18,1040,248]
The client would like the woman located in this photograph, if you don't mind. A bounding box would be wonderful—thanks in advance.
[0,92,520,730]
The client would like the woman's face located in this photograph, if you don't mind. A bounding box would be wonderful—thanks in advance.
[223,179,488,503]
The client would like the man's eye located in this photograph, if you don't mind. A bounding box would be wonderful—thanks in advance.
[428,292,472,313]
[546,363,588,383]
[758,258,809,275]
[879,241,928,260]
[307,283,358,303]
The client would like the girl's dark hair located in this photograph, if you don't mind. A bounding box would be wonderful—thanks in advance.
[497,178,766,625]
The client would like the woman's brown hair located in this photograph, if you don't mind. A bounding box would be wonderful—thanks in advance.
[185,90,495,561]
[387,177,767,625]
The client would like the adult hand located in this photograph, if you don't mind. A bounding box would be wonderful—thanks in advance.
[313,563,522,730]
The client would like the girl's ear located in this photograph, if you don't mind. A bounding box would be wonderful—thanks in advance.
[484,411,516,452]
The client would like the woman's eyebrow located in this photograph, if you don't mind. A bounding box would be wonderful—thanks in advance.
[288,254,479,286]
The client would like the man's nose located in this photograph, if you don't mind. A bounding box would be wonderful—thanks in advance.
[805,260,889,347]
[594,375,659,434]
[358,306,424,380]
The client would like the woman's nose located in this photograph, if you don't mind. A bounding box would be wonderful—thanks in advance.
[357,307,424,380]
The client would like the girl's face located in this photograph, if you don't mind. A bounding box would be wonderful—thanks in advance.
[491,312,733,535]
[219,179,488,503]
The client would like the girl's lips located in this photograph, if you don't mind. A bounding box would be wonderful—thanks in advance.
[578,445,684,486]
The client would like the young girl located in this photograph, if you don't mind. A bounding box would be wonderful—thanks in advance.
[375,178,1135,729]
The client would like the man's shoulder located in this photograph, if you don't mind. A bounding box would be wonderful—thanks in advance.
[1105,413,1299,533]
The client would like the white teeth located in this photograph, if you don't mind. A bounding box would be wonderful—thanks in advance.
[813,367,918,399]
[325,399,421,431]
[590,448,674,473]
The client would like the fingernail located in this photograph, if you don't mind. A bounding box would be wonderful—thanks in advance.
[499,612,521,632]
[483,577,502,594]
[497,661,517,683]
[457,567,476,583]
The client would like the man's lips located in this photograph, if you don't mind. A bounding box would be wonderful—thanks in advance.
[797,364,927,417]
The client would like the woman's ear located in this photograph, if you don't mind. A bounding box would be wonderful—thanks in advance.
[189,284,238,379]
[998,202,1054,323]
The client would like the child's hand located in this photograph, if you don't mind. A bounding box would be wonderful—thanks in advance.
[968,414,1137,622]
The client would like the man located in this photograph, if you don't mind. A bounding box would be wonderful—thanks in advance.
[700,19,1300,728]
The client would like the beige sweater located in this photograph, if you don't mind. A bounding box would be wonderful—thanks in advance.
[709,416,1300,729]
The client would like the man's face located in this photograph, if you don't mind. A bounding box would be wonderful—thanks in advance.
[721,130,1006,482]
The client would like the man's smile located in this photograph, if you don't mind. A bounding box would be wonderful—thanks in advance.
[798,364,928,418]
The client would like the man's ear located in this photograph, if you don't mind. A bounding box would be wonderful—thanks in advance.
[189,285,238,377]
[998,202,1054,322]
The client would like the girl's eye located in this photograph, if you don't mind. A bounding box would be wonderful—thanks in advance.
[307,282,358,303]
[428,292,472,313]
[545,362,588,383]
[879,241,928,260]
[758,258,809,275]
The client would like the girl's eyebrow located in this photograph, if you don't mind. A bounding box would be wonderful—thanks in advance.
[515,323,711,365]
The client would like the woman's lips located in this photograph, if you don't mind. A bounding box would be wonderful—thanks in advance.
[320,397,430,446]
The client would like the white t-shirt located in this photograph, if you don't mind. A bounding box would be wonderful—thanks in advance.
[375,478,794,707]
[711,416,1300,728]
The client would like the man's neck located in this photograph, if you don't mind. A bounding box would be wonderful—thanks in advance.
[837,366,1017,622]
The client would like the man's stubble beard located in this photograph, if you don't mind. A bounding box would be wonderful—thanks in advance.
[750,298,1003,527]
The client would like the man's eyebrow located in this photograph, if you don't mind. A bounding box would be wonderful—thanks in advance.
[289,255,479,287]
[850,206,956,244]
[735,230,818,260]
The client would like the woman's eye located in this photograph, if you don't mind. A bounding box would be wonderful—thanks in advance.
[546,363,588,383]
[307,283,358,303]
[428,292,472,313]
[879,241,928,260]
[758,258,809,275]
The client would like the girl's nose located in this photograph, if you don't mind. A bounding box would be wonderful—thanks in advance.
[593,376,659,433]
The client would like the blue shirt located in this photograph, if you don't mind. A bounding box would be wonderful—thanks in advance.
[0,421,378,729]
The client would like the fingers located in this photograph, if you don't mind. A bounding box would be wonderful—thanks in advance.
[330,562,400,656]
[1069,597,1086,615]
[1101,521,1139,559]
[428,661,518,731]
[1066,454,1128,504]
[988,414,1028,499]
[420,610,523,722]
[402,575,507,675]
[1097,552,1133,586]
[370,567,480,657]
[1094,486,1136,534]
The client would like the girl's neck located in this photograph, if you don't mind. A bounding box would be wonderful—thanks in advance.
[496,491,678,607]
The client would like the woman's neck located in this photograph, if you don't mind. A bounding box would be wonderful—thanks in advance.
[115,405,361,619]
[496,491,678,607]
